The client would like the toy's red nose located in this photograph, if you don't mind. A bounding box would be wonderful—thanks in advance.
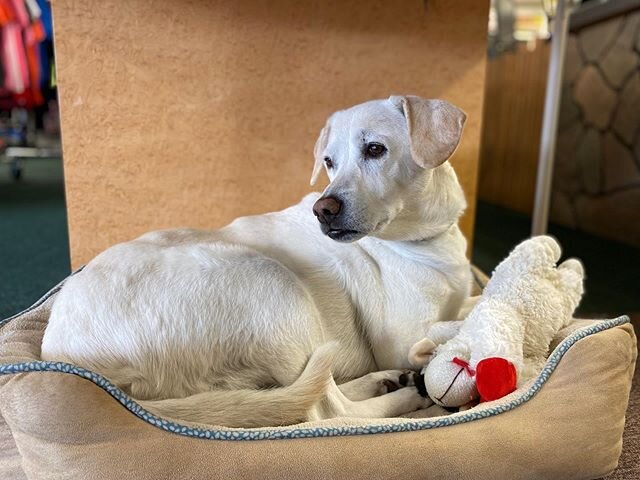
[475,357,517,402]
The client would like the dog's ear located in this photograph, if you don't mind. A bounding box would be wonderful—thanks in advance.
[310,124,330,186]
[389,95,466,169]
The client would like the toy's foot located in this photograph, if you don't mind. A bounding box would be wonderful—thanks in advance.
[509,235,561,271]
[558,257,583,275]
[557,258,585,312]
[487,236,562,287]
[485,235,585,320]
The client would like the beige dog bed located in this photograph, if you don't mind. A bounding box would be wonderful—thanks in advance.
[0,277,636,480]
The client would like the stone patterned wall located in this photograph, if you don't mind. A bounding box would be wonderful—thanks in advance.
[553,9,640,246]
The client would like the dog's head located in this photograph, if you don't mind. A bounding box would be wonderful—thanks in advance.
[311,95,467,242]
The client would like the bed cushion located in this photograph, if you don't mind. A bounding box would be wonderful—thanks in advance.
[0,278,636,480]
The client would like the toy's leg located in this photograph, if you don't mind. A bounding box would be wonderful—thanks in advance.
[408,320,466,368]
[457,296,481,320]
[557,258,585,321]
[408,338,438,367]
[489,236,562,286]
[337,370,416,401]
[510,236,562,267]
[427,321,465,343]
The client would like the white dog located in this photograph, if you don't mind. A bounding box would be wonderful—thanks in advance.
[41,95,472,427]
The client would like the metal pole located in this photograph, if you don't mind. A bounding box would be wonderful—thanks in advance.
[531,0,571,235]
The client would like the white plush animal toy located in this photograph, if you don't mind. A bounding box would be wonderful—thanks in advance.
[409,236,584,407]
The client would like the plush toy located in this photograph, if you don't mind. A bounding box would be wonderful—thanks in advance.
[409,236,584,408]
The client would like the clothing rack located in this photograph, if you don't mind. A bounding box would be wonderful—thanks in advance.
[0,0,58,180]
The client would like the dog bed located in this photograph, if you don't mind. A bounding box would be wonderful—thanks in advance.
[0,277,636,480]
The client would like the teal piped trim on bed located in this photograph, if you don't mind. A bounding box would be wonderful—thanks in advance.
[0,279,631,441]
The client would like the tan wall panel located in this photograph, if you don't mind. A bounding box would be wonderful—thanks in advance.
[478,41,550,214]
[53,0,489,268]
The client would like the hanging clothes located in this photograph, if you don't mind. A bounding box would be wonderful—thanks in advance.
[2,23,29,95]
[0,0,53,108]
[36,0,52,89]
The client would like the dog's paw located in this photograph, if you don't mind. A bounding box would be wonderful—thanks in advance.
[376,370,418,395]
[408,387,434,411]
[399,370,418,387]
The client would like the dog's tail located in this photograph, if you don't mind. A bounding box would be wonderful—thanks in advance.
[138,342,336,428]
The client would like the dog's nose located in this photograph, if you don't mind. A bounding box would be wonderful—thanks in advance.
[313,197,342,224]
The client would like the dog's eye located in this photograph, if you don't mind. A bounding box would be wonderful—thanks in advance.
[324,157,334,169]
[365,143,387,159]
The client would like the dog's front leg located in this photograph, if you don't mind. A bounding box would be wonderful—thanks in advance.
[340,387,433,418]
[344,387,433,418]
[337,370,417,401]
[312,378,431,421]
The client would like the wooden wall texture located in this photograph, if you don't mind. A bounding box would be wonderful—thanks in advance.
[53,0,489,267]
[478,41,550,214]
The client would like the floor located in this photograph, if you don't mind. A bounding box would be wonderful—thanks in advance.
[0,158,70,319]
[606,328,640,480]
[472,202,640,316]
[0,164,638,477]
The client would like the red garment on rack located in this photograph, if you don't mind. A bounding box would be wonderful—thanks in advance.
[8,0,29,28]
[24,19,44,105]
[0,0,47,107]
[2,22,29,94]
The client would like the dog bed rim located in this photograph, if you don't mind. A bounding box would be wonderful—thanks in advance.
[0,275,632,442]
